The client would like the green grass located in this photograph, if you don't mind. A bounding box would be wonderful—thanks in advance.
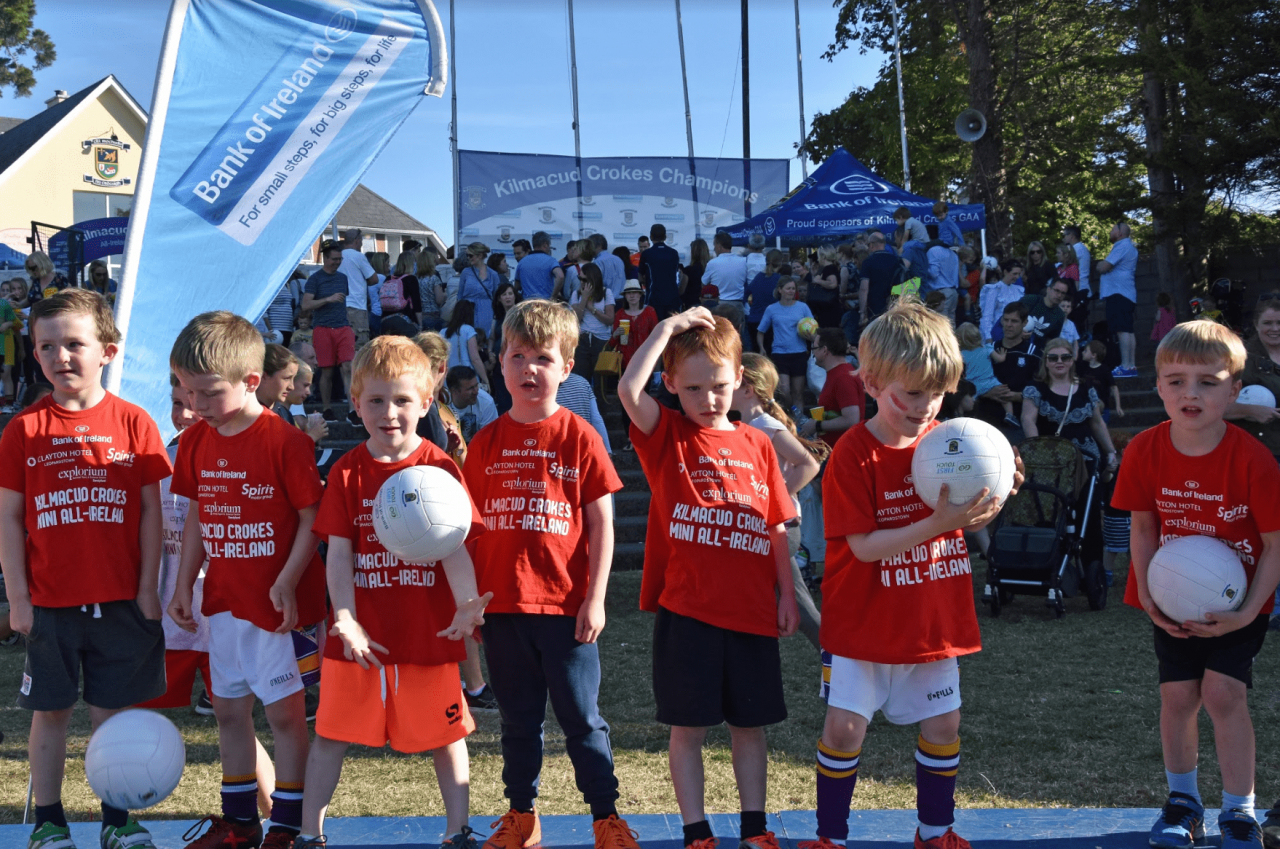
[3,562,1280,824]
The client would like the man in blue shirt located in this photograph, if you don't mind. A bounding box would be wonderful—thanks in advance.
[588,233,627,298]
[857,231,903,326]
[513,231,565,300]
[933,201,965,248]
[1098,222,1139,377]
[639,223,682,319]
[924,230,961,326]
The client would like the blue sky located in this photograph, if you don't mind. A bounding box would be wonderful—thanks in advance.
[8,0,884,246]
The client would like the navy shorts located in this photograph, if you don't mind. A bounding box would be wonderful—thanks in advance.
[771,351,809,379]
[1106,294,1135,334]
[1153,613,1268,687]
[652,606,786,728]
[20,600,165,711]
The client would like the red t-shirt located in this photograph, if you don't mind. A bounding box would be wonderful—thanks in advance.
[462,407,622,615]
[0,393,170,607]
[613,306,659,366]
[1114,421,1280,614]
[632,405,795,637]
[818,362,867,447]
[313,440,485,666]
[821,422,982,663]
[171,412,326,631]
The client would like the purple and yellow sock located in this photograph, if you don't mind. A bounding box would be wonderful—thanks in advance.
[815,739,859,842]
[220,773,258,822]
[915,736,960,841]
[268,780,305,832]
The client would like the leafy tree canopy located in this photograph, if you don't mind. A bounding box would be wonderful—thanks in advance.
[0,0,56,99]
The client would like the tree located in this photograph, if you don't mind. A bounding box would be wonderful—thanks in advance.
[0,0,56,99]
[805,0,1144,254]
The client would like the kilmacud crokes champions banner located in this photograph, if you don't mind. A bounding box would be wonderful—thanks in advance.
[109,0,446,441]
[459,151,790,261]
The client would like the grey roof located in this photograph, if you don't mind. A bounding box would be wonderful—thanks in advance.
[335,184,435,234]
[0,117,24,134]
[0,77,104,177]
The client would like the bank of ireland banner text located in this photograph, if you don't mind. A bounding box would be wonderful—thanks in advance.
[109,0,447,442]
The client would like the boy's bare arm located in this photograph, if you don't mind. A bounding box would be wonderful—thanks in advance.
[0,488,32,634]
[438,545,493,640]
[1129,510,1189,637]
[847,485,1003,565]
[772,523,798,637]
[168,501,206,632]
[325,535,388,668]
[269,503,321,634]
[136,482,163,619]
[576,493,615,644]
[618,308,716,437]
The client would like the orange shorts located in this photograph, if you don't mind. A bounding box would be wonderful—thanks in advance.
[137,649,211,709]
[314,656,474,753]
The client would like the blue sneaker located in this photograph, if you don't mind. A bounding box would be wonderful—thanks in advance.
[1220,809,1263,849]
[1149,793,1205,849]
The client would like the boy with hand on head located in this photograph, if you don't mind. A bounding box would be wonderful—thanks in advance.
[296,336,492,849]
[168,312,327,849]
[803,300,1021,849]
[0,289,171,849]
[618,306,798,849]
[1114,321,1280,849]
[461,301,639,849]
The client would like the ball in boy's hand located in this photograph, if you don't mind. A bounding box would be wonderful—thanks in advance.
[1237,384,1276,408]
[85,710,185,810]
[1148,535,1247,623]
[373,465,472,564]
[797,317,819,340]
[911,418,1016,508]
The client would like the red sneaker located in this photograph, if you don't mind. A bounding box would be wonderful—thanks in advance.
[914,829,971,849]
[260,830,299,849]
[593,815,641,849]
[739,833,782,849]
[482,810,542,849]
[797,837,844,849]
[688,839,719,849]
[181,816,263,849]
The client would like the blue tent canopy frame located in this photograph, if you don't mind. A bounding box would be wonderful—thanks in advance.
[720,147,986,247]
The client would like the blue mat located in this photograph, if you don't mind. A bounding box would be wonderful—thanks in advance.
[0,807,1238,849]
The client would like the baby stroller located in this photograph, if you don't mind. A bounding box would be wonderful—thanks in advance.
[983,436,1107,617]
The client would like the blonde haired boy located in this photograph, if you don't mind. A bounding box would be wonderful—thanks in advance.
[804,300,1019,849]
[1115,320,1280,849]
[169,311,326,849]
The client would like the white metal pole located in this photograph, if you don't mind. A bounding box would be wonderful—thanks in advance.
[794,0,808,180]
[567,0,583,239]
[891,0,910,192]
[449,0,460,251]
[675,0,700,240]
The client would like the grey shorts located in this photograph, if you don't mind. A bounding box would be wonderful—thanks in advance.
[20,600,165,711]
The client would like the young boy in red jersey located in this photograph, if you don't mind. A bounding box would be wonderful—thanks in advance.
[0,289,171,849]
[618,306,798,849]
[1114,321,1280,849]
[296,336,492,849]
[168,312,326,849]
[803,300,1018,849]
[461,300,640,849]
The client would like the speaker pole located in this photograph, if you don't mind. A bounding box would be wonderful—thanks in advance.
[891,0,910,192]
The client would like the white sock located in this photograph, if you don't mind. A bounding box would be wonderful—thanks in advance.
[1167,769,1201,804]
[1222,791,1256,819]
[917,822,949,841]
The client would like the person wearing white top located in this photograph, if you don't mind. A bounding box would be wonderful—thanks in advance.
[337,228,376,346]
[701,232,749,302]
[570,263,615,380]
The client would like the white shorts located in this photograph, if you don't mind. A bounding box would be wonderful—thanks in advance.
[823,653,961,725]
[207,612,307,705]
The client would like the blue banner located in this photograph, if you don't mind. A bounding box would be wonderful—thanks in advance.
[108,0,446,441]
[721,147,986,246]
[459,150,790,261]
[50,217,130,265]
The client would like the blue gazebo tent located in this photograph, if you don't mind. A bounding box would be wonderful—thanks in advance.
[0,243,27,269]
[720,147,986,246]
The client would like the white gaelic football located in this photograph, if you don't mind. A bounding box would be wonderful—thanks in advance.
[911,418,1016,508]
[372,465,472,563]
[85,709,185,810]
[1148,535,1247,623]
[1237,384,1277,409]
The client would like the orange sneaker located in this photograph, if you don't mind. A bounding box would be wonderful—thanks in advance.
[181,816,263,849]
[797,838,843,849]
[688,839,719,849]
[739,833,782,849]
[594,815,641,849]
[483,810,541,849]
[914,829,971,849]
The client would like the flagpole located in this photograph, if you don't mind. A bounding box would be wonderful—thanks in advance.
[741,0,751,217]
[567,0,583,240]
[674,0,699,240]
[449,0,460,251]
[891,0,910,192]
[794,0,808,180]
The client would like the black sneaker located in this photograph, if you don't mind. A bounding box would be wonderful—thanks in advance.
[305,687,319,722]
[321,408,337,422]
[1261,801,1280,849]
[465,684,499,712]
[195,690,215,716]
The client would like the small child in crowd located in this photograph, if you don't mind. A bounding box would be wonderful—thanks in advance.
[297,336,491,849]
[619,307,798,849]
[258,343,300,422]
[1077,340,1124,420]
[168,312,327,849]
[955,323,1019,425]
[461,300,639,849]
[0,289,171,849]
[804,300,1020,849]
[1114,320,1280,849]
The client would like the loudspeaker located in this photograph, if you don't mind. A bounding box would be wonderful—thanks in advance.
[955,109,987,142]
